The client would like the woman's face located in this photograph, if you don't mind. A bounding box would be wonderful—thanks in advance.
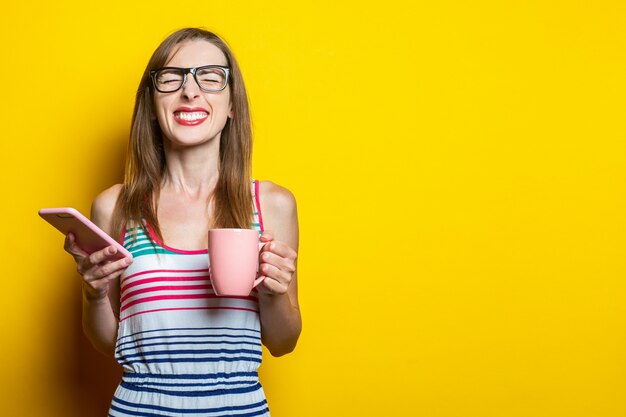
[153,40,232,149]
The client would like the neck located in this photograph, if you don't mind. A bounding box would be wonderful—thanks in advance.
[162,139,220,197]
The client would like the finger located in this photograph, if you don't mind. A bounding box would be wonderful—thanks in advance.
[87,245,125,266]
[94,256,133,279]
[259,262,293,286]
[84,270,120,287]
[81,255,132,281]
[259,231,275,243]
[259,274,289,294]
[99,268,127,283]
[101,258,132,276]
[64,233,89,258]
[83,270,124,299]
[260,250,296,273]
[262,241,297,261]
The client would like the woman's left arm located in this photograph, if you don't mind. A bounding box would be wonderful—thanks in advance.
[257,181,302,357]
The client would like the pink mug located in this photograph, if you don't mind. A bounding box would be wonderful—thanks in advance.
[208,228,265,296]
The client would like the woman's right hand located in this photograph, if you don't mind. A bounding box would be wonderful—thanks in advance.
[64,232,133,300]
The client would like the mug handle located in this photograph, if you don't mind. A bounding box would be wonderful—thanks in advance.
[253,241,268,288]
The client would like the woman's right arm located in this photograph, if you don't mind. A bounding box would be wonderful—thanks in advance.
[64,185,132,357]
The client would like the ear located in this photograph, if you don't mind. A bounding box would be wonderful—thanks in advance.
[228,101,234,119]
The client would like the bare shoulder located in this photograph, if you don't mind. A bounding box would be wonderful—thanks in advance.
[90,184,123,233]
[258,181,298,247]
[258,180,297,218]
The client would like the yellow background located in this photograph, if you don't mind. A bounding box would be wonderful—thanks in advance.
[1,1,625,416]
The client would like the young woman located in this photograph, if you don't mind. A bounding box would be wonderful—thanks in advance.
[64,28,301,416]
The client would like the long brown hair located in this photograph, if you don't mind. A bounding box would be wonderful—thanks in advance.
[112,28,253,241]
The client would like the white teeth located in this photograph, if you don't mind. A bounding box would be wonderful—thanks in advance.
[175,111,208,121]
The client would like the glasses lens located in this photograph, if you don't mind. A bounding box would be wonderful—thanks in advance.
[196,67,227,91]
[155,68,184,92]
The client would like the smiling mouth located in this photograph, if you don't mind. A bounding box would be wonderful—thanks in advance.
[174,111,209,121]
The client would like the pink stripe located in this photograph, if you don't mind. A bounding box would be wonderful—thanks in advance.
[122,275,209,293]
[119,223,127,246]
[121,268,209,285]
[121,294,208,312]
[120,306,259,321]
[254,180,265,233]
[121,293,259,312]
[121,284,212,303]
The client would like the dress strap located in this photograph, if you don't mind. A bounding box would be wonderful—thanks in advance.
[252,179,265,233]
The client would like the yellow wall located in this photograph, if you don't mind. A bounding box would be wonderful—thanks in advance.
[2,1,625,416]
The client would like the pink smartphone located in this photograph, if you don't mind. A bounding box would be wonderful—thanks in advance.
[39,207,132,260]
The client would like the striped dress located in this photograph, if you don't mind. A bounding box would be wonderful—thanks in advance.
[108,180,269,417]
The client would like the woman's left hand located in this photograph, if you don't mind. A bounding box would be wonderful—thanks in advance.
[257,231,297,295]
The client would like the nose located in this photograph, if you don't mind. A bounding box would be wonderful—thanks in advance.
[181,72,201,100]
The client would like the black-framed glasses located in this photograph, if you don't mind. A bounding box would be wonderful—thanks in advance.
[150,65,230,93]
